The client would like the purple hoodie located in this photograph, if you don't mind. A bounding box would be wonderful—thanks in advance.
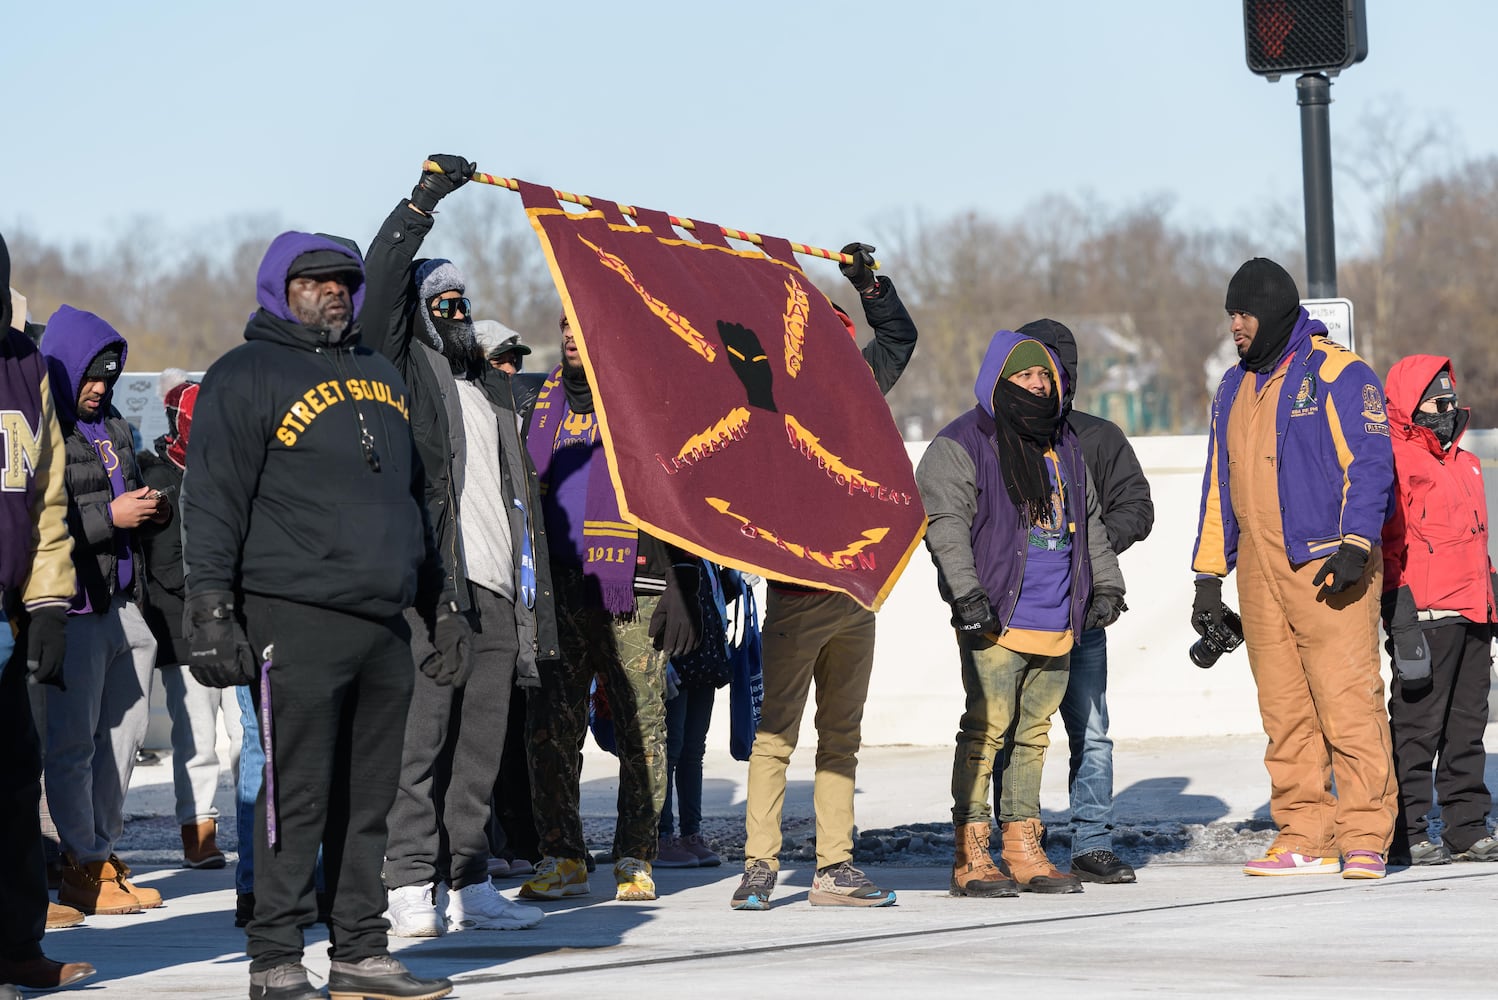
[40,306,136,608]
[255,231,366,325]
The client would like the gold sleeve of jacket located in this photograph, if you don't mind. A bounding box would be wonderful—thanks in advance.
[22,371,75,610]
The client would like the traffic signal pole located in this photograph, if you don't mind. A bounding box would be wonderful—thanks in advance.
[1296,73,1338,298]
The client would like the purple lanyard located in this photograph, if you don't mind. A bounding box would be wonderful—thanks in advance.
[258,645,279,848]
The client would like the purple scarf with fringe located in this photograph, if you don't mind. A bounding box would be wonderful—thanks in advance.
[527,367,637,615]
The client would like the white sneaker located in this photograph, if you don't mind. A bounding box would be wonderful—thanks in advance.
[447,880,545,931]
[383,882,444,937]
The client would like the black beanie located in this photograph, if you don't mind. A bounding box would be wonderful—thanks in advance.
[0,232,11,332]
[1225,258,1300,373]
[84,344,124,383]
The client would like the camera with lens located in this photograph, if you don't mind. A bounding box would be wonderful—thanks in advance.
[1189,607,1244,668]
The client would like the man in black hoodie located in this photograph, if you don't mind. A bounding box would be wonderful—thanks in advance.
[1021,319,1152,884]
[358,156,557,937]
[182,231,464,1000]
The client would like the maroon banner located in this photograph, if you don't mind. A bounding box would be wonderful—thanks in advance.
[520,182,925,610]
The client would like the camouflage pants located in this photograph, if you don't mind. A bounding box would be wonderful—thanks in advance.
[525,572,667,863]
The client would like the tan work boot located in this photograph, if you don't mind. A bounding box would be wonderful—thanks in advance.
[950,822,1018,898]
[181,819,226,869]
[107,855,164,908]
[57,857,143,915]
[1000,818,1083,894]
[46,901,85,929]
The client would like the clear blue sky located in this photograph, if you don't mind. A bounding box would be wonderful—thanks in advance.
[5,1,1494,271]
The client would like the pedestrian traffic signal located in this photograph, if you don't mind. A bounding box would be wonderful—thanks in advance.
[1243,0,1369,81]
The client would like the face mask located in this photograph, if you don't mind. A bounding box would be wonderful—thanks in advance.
[1412,408,1457,447]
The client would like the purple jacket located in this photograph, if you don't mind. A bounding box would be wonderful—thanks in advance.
[1,329,73,610]
[918,330,1094,637]
[1192,310,1395,576]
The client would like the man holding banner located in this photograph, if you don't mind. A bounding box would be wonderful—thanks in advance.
[734,245,918,910]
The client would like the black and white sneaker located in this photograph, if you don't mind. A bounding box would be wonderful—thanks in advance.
[1070,849,1137,884]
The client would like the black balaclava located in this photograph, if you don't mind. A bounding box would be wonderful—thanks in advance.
[1412,370,1460,448]
[1017,318,1078,413]
[1225,258,1300,373]
[1,232,12,332]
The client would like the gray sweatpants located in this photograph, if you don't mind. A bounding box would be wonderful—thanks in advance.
[161,665,242,825]
[45,596,156,864]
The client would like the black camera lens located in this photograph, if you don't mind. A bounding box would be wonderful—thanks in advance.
[1189,637,1223,668]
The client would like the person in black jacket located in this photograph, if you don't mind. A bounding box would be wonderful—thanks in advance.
[734,245,919,911]
[357,156,556,937]
[1023,318,1154,884]
[38,306,168,918]
[181,231,464,1000]
[137,370,240,872]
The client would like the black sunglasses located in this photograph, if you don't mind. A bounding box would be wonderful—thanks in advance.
[1428,398,1458,414]
[431,297,471,319]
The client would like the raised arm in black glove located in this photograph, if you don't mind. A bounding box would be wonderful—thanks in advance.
[839,242,878,295]
[1191,577,1227,635]
[1084,591,1127,632]
[1312,542,1369,594]
[951,590,1000,637]
[185,591,258,688]
[1381,585,1431,689]
[24,606,68,689]
[411,154,476,215]
[423,603,474,686]
[649,563,703,658]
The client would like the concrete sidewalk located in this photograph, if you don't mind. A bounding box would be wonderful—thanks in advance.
[67,731,1498,997]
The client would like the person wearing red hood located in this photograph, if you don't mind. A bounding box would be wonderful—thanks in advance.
[1380,355,1498,866]
[137,371,242,872]
[38,305,169,918]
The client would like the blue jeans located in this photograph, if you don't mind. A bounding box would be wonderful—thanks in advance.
[661,684,715,837]
[1058,628,1114,856]
[0,608,12,668]
[235,685,261,894]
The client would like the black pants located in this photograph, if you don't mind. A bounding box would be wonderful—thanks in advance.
[244,597,413,972]
[1389,620,1493,854]
[385,586,518,891]
[0,648,47,963]
[488,685,539,863]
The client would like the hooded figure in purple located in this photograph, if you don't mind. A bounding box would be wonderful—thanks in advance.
[916,328,1120,897]
[37,304,169,918]
[179,230,461,999]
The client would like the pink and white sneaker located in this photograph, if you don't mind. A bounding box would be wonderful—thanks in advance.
[1242,848,1341,876]
[1340,850,1387,879]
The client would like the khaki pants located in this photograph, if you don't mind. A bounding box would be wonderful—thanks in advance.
[743,589,874,871]
[1239,532,1396,856]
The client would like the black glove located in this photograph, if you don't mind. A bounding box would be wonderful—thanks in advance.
[951,590,1000,636]
[411,154,476,214]
[424,605,473,686]
[24,606,68,689]
[185,591,258,688]
[1084,592,1127,632]
[1312,542,1369,594]
[649,563,703,658]
[839,242,877,294]
[1192,577,1227,636]
[1381,585,1431,689]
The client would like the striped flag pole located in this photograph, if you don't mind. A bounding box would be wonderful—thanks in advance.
[421,160,877,271]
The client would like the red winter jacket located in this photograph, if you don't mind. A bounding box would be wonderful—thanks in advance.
[1381,354,1496,623]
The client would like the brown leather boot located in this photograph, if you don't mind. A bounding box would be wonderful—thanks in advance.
[45,901,85,929]
[950,822,1019,897]
[57,857,143,915]
[107,855,164,908]
[182,819,227,869]
[1000,818,1083,894]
